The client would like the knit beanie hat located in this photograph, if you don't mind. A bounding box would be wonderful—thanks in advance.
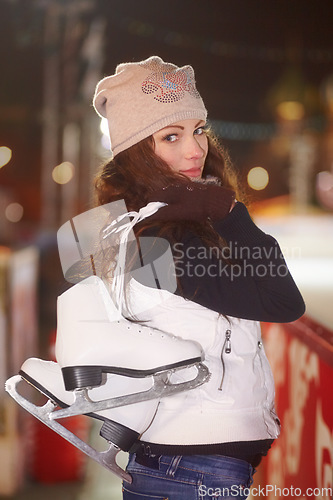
[93,55,207,157]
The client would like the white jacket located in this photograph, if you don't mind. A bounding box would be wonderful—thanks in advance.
[128,278,281,446]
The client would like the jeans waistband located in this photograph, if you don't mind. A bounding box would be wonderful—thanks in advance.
[132,441,261,468]
[134,451,253,477]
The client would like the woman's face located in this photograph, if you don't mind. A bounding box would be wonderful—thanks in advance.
[153,119,208,179]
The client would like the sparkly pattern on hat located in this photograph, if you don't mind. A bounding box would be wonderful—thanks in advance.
[140,58,201,103]
[93,56,207,157]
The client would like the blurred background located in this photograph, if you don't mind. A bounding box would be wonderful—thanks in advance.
[0,0,332,499]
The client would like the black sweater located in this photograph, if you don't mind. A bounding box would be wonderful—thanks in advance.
[136,202,305,323]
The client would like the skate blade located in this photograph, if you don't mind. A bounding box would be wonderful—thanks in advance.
[50,362,210,420]
[5,375,132,484]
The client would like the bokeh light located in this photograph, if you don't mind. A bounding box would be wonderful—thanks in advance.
[276,101,305,121]
[316,171,333,192]
[100,117,109,136]
[0,146,12,168]
[247,166,269,190]
[100,118,111,150]
[52,162,75,184]
[5,202,24,222]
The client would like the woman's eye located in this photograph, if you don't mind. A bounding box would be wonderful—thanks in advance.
[194,126,206,136]
[163,134,177,142]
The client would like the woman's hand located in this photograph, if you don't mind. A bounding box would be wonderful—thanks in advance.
[146,183,236,222]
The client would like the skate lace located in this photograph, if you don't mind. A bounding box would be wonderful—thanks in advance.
[102,201,167,312]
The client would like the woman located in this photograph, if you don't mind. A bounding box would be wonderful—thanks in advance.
[93,56,305,499]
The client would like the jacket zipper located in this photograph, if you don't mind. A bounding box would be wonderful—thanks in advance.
[218,329,231,391]
[257,339,277,436]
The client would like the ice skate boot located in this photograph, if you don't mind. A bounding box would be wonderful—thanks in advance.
[5,276,210,482]
[54,275,209,418]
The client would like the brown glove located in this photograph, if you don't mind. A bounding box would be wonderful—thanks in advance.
[147,183,236,222]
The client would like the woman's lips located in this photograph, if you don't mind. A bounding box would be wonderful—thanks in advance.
[181,167,202,177]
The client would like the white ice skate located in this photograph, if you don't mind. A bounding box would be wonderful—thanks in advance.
[6,359,137,482]
[5,276,210,483]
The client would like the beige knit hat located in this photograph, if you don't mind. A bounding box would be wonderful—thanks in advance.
[93,56,207,157]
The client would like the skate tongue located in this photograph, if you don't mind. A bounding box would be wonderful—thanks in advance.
[102,202,167,311]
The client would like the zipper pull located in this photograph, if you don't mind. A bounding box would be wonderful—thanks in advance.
[218,329,232,392]
[225,329,231,354]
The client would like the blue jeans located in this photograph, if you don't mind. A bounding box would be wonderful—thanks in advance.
[122,453,255,499]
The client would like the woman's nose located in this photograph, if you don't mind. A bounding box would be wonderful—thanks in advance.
[185,137,205,159]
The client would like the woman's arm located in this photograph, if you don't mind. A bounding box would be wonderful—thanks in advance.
[175,202,305,323]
